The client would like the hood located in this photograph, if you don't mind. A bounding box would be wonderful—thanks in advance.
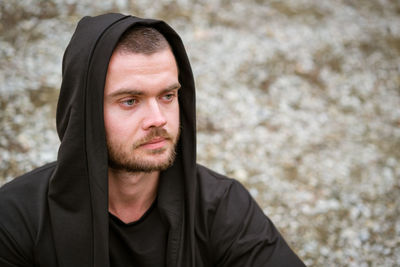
[49,13,196,267]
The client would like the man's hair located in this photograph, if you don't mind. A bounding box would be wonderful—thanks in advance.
[115,26,170,54]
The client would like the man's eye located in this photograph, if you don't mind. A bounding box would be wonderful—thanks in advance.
[162,93,175,101]
[121,99,137,106]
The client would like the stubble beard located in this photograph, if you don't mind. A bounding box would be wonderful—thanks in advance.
[107,127,179,173]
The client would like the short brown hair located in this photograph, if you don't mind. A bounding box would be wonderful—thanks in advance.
[115,26,170,54]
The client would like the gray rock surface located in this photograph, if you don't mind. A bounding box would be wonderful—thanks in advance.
[1,0,399,266]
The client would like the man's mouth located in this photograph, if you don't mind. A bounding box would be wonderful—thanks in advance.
[139,137,168,149]
[133,127,173,150]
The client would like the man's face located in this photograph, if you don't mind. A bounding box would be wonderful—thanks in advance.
[103,48,180,173]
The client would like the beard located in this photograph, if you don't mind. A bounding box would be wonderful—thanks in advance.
[107,127,179,173]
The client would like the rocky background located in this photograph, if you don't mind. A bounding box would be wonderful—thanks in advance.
[1,0,399,266]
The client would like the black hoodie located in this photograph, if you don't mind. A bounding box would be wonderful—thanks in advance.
[0,13,305,266]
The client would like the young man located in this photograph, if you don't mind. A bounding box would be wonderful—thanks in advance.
[0,13,305,266]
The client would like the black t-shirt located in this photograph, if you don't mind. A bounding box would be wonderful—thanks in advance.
[109,201,168,267]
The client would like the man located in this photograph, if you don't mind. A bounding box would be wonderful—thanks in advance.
[0,13,305,266]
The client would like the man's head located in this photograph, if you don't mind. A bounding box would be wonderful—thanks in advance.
[103,26,181,173]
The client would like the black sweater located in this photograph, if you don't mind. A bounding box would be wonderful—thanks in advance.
[0,13,305,267]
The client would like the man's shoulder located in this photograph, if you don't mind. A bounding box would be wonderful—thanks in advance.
[195,164,250,205]
[194,164,306,266]
[196,164,235,191]
[1,162,56,196]
[0,163,56,266]
[0,162,56,211]
[196,164,233,183]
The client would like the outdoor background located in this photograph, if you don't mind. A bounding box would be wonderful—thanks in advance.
[1,0,399,266]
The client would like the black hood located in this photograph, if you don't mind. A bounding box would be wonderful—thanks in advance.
[49,13,196,267]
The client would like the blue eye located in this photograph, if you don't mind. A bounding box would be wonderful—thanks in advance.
[122,99,137,106]
[162,93,176,101]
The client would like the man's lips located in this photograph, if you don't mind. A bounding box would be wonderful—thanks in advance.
[139,137,168,149]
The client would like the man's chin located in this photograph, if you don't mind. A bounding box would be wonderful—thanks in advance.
[143,147,168,155]
[109,161,173,173]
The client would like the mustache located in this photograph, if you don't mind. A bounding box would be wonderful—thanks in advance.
[133,128,172,148]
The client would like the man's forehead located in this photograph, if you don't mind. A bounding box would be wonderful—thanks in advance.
[109,47,173,67]
[104,48,180,98]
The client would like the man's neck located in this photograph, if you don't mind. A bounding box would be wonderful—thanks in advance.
[108,168,160,224]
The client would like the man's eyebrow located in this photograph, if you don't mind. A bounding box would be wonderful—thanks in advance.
[107,83,181,98]
[161,83,181,94]
[108,89,143,98]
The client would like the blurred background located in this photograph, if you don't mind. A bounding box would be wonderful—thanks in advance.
[1,0,399,266]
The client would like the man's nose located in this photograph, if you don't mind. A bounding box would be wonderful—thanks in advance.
[142,99,167,129]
